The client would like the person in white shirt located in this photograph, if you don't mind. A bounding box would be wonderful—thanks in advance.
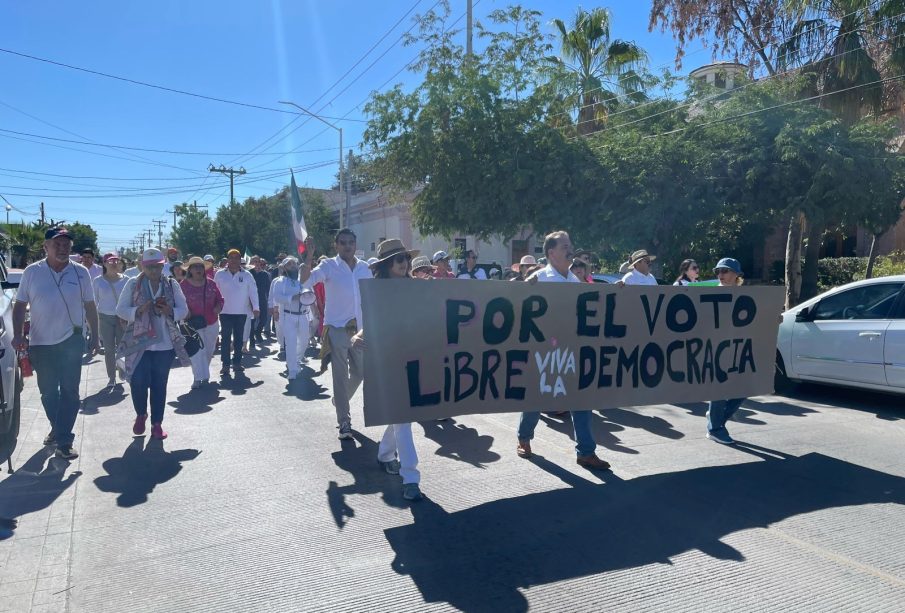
[272,257,315,380]
[620,249,659,286]
[268,260,286,358]
[517,231,611,471]
[116,248,190,440]
[92,253,129,388]
[123,260,141,278]
[300,229,373,439]
[80,248,103,280]
[12,227,99,460]
[214,249,259,376]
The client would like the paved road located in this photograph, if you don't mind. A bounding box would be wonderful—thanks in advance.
[1,338,904,612]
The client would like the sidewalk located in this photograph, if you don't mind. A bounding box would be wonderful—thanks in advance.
[1,339,905,612]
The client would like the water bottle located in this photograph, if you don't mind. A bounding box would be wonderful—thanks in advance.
[18,351,33,377]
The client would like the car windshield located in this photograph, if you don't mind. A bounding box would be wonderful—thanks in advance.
[812,283,904,320]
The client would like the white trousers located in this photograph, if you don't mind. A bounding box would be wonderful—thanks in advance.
[189,322,220,382]
[274,309,284,348]
[282,311,310,377]
[378,423,420,484]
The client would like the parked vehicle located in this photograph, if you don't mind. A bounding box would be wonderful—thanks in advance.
[776,275,905,394]
[591,273,623,284]
[0,258,21,472]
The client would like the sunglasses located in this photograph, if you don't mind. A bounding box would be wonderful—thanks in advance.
[715,268,733,274]
[392,254,412,264]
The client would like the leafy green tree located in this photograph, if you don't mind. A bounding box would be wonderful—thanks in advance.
[332,152,380,194]
[300,188,338,257]
[547,7,648,135]
[66,222,98,254]
[171,204,216,256]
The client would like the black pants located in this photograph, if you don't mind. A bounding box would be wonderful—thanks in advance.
[219,314,246,367]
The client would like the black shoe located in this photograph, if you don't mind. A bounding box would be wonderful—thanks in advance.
[43,431,56,446]
[220,367,231,376]
[233,364,245,373]
[55,445,78,460]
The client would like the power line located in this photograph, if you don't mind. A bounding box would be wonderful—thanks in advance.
[0,127,345,156]
[0,46,367,122]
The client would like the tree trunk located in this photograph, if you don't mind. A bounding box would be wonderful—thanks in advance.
[865,233,879,279]
[784,212,803,310]
[799,220,824,301]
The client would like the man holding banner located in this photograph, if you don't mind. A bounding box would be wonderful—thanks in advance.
[300,231,373,440]
[516,231,611,470]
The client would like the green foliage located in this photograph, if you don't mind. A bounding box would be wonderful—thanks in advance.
[299,189,337,257]
[817,257,867,290]
[66,222,98,253]
[871,251,905,278]
[171,204,216,257]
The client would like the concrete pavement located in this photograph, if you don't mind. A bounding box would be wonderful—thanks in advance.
[1,337,904,612]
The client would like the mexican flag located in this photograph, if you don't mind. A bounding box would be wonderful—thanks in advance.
[289,170,308,255]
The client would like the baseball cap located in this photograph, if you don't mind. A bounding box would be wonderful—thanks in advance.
[141,248,165,265]
[431,250,449,263]
[44,227,73,241]
[102,252,119,263]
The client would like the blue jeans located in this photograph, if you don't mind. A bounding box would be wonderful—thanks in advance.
[131,349,175,424]
[219,314,246,366]
[518,410,596,457]
[29,333,83,447]
[707,398,744,434]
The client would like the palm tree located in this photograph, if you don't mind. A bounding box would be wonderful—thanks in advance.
[779,0,905,123]
[547,7,648,136]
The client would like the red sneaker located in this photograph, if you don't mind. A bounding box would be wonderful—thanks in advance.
[151,423,168,440]
[133,414,148,435]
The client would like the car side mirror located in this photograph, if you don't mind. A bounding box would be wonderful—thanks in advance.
[795,306,813,322]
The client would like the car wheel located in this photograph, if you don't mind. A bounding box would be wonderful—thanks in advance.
[774,351,797,395]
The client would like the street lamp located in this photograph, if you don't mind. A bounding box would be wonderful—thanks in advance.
[278,100,348,228]
[4,204,10,227]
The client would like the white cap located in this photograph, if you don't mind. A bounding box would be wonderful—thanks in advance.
[141,248,165,265]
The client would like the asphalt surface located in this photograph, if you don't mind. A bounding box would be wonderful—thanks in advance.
[1,336,904,612]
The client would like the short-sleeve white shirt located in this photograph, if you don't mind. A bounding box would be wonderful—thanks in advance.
[621,269,658,286]
[308,255,372,330]
[534,264,579,284]
[16,260,94,346]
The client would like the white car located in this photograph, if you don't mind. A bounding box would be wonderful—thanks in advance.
[776,275,905,394]
[0,258,22,471]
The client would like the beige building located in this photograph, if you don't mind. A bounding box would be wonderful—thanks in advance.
[321,188,541,272]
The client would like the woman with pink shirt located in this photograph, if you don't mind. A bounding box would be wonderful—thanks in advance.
[180,257,224,389]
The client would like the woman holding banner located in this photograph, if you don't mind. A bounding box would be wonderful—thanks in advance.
[351,239,424,501]
[706,257,746,445]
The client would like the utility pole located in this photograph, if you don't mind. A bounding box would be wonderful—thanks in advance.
[192,200,210,216]
[138,234,145,251]
[208,164,246,205]
[147,228,153,248]
[346,149,353,226]
[166,208,178,229]
[466,0,473,57]
[153,219,167,250]
[39,202,45,225]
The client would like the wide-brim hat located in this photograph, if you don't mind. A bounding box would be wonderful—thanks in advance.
[511,255,537,272]
[141,248,165,265]
[411,255,434,272]
[618,261,631,274]
[629,249,656,266]
[185,256,210,270]
[372,238,419,267]
[713,257,744,276]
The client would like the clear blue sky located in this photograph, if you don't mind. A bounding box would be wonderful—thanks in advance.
[0,1,713,253]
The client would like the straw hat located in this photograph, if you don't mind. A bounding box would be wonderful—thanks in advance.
[371,239,419,267]
[511,254,537,272]
[411,255,434,272]
[185,256,210,270]
[629,249,656,266]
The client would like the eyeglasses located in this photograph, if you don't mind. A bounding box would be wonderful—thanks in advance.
[392,254,411,264]
[639,258,650,264]
[715,268,733,274]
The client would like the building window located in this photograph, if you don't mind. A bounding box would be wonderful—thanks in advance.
[714,72,726,89]
[454,238,467,258]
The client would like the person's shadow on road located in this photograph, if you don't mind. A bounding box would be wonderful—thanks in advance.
[80,385,127,415]
[93,437,201,507]
[281,364,330,402]
[217,372,264,396]
[169,386,225,415]
[326,431,408,529]
[385,450,905,612]
[0,448,81,540]
[419,418,500,467]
